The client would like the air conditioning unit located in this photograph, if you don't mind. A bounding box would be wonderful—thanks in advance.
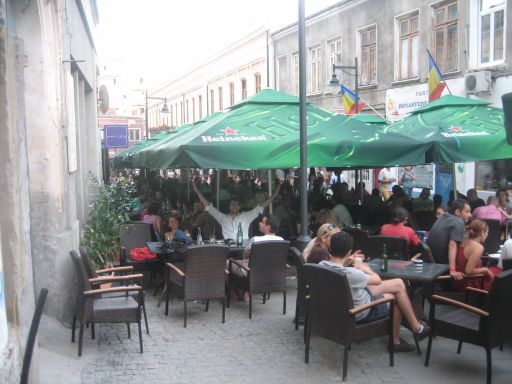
[465,71,492,94]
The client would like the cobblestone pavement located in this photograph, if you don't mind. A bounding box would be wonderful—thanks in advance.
[38,276,512,384]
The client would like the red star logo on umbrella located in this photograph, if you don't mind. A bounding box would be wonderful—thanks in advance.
[223,127,238,135]
[449,126,463,132]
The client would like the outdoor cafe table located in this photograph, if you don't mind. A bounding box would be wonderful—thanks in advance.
[366,259,449,283]
[366,259,449,322]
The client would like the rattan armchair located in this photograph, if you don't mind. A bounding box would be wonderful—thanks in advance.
[79,246,149,334]
[289,247,306,331]
[343,227,369,252]
[303,264,395,382]
[70,250,144,356]
[482,219,501,255]
[119,222,160,283]
[165,245,229,327]
[227,240,290,319]
[364,235,409,260]
[425,269,512,384]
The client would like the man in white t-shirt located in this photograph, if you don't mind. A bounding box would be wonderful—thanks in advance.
[378,167,396,201]
[230,214,284,301]
[192,180,281,240]
[242,213,284,259]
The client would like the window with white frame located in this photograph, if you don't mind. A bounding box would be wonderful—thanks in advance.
[210,89,215,113]
[397,12,419,80]
[292,53,299,96]
[255,73,261,93]
[360,26,377,85]
[229,82,235,105]
[186,99,189,123]
[479,0,505,65]
[218,86,223,111]
[129,128,141,141]
[192,97,195,123]
[198,96,203,119]
[328,38,342,83]
[241,78,247,99]
[309,46,321,93]
[433,1,458,73]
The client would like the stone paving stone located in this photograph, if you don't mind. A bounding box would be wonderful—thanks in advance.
[38,275,512,384]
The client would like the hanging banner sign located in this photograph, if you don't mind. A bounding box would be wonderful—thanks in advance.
[104,125,129,148]
[385,84,429,122]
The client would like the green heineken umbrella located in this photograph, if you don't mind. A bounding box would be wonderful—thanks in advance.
[111,130,176,168]
[270,113,427,168]
[131,112,224,169]
[140,89,333,170]
[385,95,512,163]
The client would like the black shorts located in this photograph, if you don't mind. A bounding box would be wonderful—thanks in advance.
[358,289,389,323]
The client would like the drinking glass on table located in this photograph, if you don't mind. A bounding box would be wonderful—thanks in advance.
[209,227,216,244]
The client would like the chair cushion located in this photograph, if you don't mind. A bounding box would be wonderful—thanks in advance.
[92,296,140,323]
[436,307,480,331]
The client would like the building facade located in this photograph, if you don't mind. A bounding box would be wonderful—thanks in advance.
[146,27,270,130]
[272,0,512,195]
[0,0,100,381]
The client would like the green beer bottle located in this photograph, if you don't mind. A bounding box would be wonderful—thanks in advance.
[380,243,388,272]
[236,222,243,246]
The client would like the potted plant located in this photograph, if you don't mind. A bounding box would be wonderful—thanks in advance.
[81,173,135,269]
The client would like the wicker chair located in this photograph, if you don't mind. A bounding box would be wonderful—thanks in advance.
[303,264,395,381]
[482,219,502,255]
[227,240,290,319]
[79,246,149,334]
[502,259,512,271]
[342,227,369,252]
[70,250,144,356]
[165,245,229,327]
[363,235,409,260]
[425,269,512,384]
[416,241,436,263]
[413,211,437,231]
[289,247,306,330]
[119,222,161,283]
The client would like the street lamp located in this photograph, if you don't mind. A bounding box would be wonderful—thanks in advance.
[328,58,359,114]
[145,91,170,139]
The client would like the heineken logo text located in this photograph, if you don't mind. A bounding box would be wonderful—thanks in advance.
[441,131,490,138]
[201,135,268,142]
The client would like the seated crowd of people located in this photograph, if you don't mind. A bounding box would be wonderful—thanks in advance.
[118,168,512,353]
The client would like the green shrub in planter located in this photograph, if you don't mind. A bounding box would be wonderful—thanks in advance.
[81,173,136,267]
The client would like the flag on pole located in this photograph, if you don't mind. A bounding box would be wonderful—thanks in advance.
[341,85,364,115]
[427,50,446,102]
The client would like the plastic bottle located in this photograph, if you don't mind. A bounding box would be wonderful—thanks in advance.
[236,223,243,246]
[197,227,203,245]
[380,243,388,272]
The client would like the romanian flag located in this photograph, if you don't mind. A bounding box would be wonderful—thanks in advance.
[341,85,364,115]
[427,50,446,102]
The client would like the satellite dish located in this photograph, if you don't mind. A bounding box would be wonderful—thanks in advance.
[98,85,109,114]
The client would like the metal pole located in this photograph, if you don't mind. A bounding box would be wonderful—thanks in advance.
[268,169,273,213]
[296,0,310,250]
[216,168,220,209]
[145,90,148,140]
[354,58,364,203]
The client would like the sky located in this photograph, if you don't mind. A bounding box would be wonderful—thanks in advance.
[96,0,338,89]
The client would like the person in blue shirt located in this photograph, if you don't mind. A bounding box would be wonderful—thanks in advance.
[164,214,191,243]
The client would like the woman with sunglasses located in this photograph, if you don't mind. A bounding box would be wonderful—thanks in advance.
[303,223,340,264]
